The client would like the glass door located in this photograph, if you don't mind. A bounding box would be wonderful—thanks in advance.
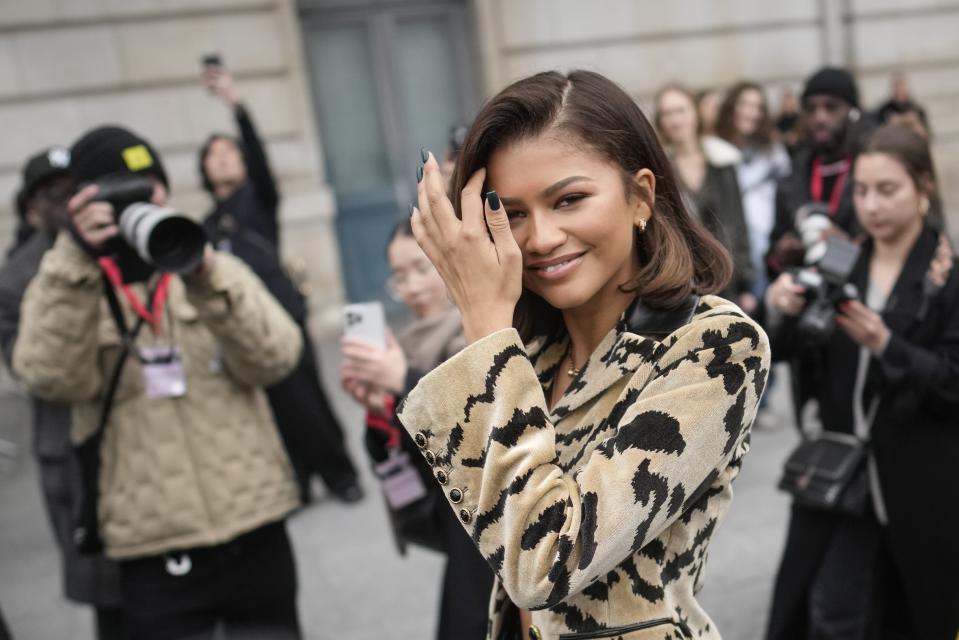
[300,1,478,310]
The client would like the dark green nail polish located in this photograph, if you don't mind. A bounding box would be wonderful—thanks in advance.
[416,165,423,182]
[420,147,429,164]
[485,190,501,211]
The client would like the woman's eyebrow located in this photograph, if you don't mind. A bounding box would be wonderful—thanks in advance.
[499,176,594,207]
[541,175,593,198]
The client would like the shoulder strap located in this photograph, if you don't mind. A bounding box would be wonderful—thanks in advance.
[95,275,147,437]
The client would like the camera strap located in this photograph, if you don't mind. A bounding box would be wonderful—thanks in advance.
[810,157,850,217]
[71,276,149,555]
[98,256,171,335]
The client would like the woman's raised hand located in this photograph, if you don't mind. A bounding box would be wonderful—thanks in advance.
[411,152,522,344]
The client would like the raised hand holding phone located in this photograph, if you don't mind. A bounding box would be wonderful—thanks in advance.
[201,54,238,106]
[410,151,522,344]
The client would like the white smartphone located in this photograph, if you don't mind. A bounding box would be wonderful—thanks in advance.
[342,302,386,349]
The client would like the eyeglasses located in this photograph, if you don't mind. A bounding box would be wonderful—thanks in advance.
[386,260,435,300]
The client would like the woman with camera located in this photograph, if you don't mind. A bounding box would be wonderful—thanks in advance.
[764,124,959,639]
[397,70,769,640]
[340,219,494,640]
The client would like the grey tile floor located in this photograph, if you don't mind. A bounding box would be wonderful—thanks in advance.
[0,347,797,640]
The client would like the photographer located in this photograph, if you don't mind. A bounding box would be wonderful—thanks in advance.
[12,126,304,639]
[0,148,123,639]
[764,125,959,639]
[198,61,362,503]
[766,67,864,281]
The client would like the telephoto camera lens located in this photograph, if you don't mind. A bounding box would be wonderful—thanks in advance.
[118,203,207,274]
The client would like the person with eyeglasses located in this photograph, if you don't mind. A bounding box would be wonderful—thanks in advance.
[340,219,494,640]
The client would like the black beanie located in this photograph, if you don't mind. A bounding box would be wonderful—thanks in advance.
[69,126,169,189]
[801,67,860,109]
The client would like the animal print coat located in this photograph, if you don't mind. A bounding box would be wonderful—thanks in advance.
[398,295,769,640]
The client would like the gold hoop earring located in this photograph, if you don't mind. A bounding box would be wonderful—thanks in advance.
[638,218,647,232]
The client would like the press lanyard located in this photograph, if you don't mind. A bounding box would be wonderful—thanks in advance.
[98,257,171,336]
[810,157,850,217]
[366,396,400,450]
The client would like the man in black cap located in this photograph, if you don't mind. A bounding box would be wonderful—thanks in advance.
[0,148,124,639]
[7,147,73,253]
[765,67,865,278]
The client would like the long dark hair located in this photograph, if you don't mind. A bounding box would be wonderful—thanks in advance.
[449,70,732,340]
[715,81,775,150]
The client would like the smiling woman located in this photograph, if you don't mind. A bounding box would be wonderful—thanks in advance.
[398,70,770,640]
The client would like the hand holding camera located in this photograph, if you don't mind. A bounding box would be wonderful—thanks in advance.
[835,301,891,355]
[68,175,209,275]
[766,272,807,317]
[69,184,119,251]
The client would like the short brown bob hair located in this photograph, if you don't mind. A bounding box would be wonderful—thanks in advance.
[449,70,732,340]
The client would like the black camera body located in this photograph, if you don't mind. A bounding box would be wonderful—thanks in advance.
[94,174,206,274]
[794,236,861,345]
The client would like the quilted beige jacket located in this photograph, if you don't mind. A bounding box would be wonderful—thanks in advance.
[13,235,302,560]
[398,295,769,640]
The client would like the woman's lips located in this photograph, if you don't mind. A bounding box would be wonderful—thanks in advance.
[526,253,586,281]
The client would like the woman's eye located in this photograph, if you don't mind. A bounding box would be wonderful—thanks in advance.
[556,193,586,208]
[505,209,526,221]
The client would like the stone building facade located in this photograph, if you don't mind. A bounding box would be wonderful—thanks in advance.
[1,0,956,336]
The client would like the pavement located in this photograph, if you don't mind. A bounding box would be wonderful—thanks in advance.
[0,343,799,640]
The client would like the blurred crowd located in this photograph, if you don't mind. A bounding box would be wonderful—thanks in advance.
[1,56,955,640]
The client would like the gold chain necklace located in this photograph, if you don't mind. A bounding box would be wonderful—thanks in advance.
[566,352,582,377]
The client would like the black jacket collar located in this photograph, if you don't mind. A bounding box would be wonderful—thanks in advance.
[623,293,701,338]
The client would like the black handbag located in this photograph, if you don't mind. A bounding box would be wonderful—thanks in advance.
[374,448,446,555]
[366,403,446,555]
[778,431,870,517]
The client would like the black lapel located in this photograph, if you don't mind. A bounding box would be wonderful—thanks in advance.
[882,226,939,336]
[624,294,700,338]
[861,226,938,407]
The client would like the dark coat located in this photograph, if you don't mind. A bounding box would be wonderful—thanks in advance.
[202,104,307,323]
[0,231,122,606]
[766,225,959,639]
[691,162,755,296]
[201,105,358,494]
